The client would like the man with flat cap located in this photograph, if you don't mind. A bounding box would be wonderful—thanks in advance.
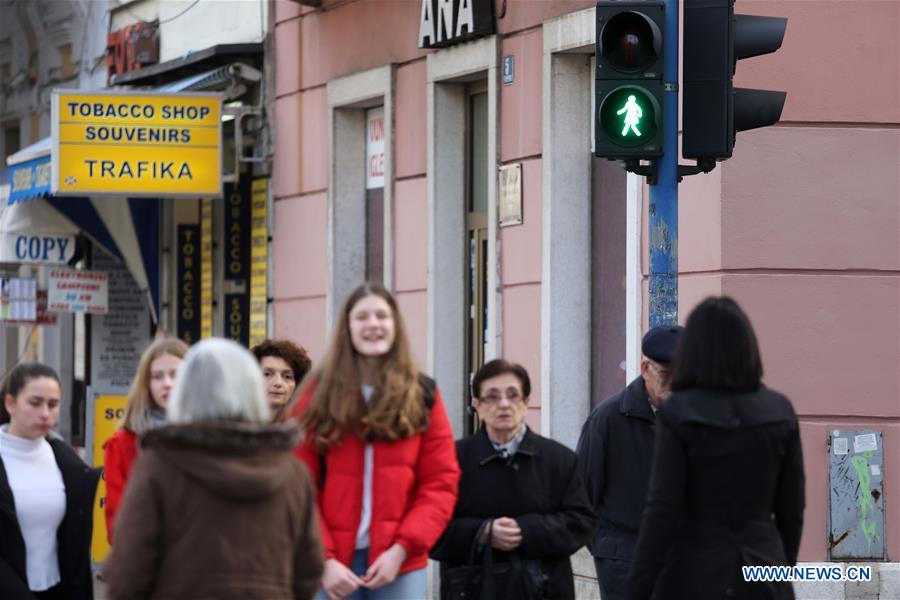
[576,325,682,600]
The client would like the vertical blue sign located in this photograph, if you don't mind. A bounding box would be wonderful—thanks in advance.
[503,55,515,85]
[223,179,251,346]
[224,292,249,347]
[176,225,200,344]
[224,179,251,282]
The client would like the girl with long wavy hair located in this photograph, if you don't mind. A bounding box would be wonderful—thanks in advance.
[103,336,188,543]
[291,282,460,600]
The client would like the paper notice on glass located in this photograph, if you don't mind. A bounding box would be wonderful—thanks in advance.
[832,437,849,456]
[853,433,878,454]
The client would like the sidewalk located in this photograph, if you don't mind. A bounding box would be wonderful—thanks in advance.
[93,574,108,600]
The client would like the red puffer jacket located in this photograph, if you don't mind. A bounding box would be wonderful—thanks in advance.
[292,378,460,574]
[103,429,138,543]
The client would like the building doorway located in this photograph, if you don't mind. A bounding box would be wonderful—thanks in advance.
[465,83,488,434]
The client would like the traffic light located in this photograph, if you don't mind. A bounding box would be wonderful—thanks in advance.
[594,1,665,160]
[683,0,787,161]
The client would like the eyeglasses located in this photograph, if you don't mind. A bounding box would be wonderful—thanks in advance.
[479,390,524,405]
[647,361,671,380]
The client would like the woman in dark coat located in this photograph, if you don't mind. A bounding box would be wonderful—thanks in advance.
[0,363,99,600]
[430,359,597,600]
[627,297,805,600]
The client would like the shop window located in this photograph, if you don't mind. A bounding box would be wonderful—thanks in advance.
[326,66,393,321]
[365,106,385,284]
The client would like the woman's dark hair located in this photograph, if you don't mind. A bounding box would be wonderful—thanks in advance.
[471,359,531,399]
[670,296,763,392]
[0,363,62,424]
[250,339,312,383]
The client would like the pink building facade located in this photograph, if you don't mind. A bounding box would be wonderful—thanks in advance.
[271,0,899,593]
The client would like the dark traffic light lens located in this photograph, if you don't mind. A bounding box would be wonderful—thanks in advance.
[601,12,660,72]
[598,87,658,147]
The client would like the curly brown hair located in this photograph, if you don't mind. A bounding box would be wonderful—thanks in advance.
[299,282,429,453]
[250,339,312,384]
[250,338,312,421]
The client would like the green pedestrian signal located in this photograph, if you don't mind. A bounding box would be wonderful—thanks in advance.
[598,87,658,148]
[617,95,643,137]
[594,1,665,159]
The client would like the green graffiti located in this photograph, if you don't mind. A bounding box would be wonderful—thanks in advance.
[850,451,879,550]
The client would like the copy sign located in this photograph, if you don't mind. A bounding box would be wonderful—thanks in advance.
[52,91,222,197]
[0,233,77,264]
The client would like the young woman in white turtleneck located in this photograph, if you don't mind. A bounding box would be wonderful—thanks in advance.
[0,363,99,600]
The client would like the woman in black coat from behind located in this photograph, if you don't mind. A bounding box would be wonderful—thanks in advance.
[627,297,805,600]
[430,359,597,600]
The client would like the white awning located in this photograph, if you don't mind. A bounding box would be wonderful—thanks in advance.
[0,198,79,264]
[5,137,52,167]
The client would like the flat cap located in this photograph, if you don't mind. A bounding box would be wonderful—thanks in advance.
[641,325,683,365]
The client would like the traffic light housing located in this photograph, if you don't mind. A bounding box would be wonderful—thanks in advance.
[594,1,665,160]
[683,0,787,161]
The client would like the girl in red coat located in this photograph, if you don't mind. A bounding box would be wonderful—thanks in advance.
[102,337,187,542]
[292,282,460,600]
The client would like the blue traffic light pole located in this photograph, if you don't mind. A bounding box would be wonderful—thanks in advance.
[648,0,679,327]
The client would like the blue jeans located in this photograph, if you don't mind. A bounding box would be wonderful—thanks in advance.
[314,548,427,600]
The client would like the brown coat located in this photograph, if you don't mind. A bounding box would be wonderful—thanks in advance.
[104,421,323,600]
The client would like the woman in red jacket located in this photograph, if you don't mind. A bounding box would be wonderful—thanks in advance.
[103,336,187,543]
[292,282,460,600]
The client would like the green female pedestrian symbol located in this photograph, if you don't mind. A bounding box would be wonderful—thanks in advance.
[617,95,643,137]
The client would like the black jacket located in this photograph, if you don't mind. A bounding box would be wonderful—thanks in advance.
[627,387,805,600]
[576,376,656,561]
[0,436,100,600]
[430,427,597,600]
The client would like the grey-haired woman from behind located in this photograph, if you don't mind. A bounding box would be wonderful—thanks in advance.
[104,338,324,600]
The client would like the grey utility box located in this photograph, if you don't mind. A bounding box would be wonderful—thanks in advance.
[828,429,886,560]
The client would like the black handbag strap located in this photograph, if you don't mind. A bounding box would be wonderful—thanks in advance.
[479,520,495,600]
[483,521,494,571]
[469,519,493,565]
[471,519,529,566]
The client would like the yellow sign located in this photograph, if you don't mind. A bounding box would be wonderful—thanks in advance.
[52,91,222,197]
[90,394,128,564]
[200,197,214,338]
[249,179,268,346]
